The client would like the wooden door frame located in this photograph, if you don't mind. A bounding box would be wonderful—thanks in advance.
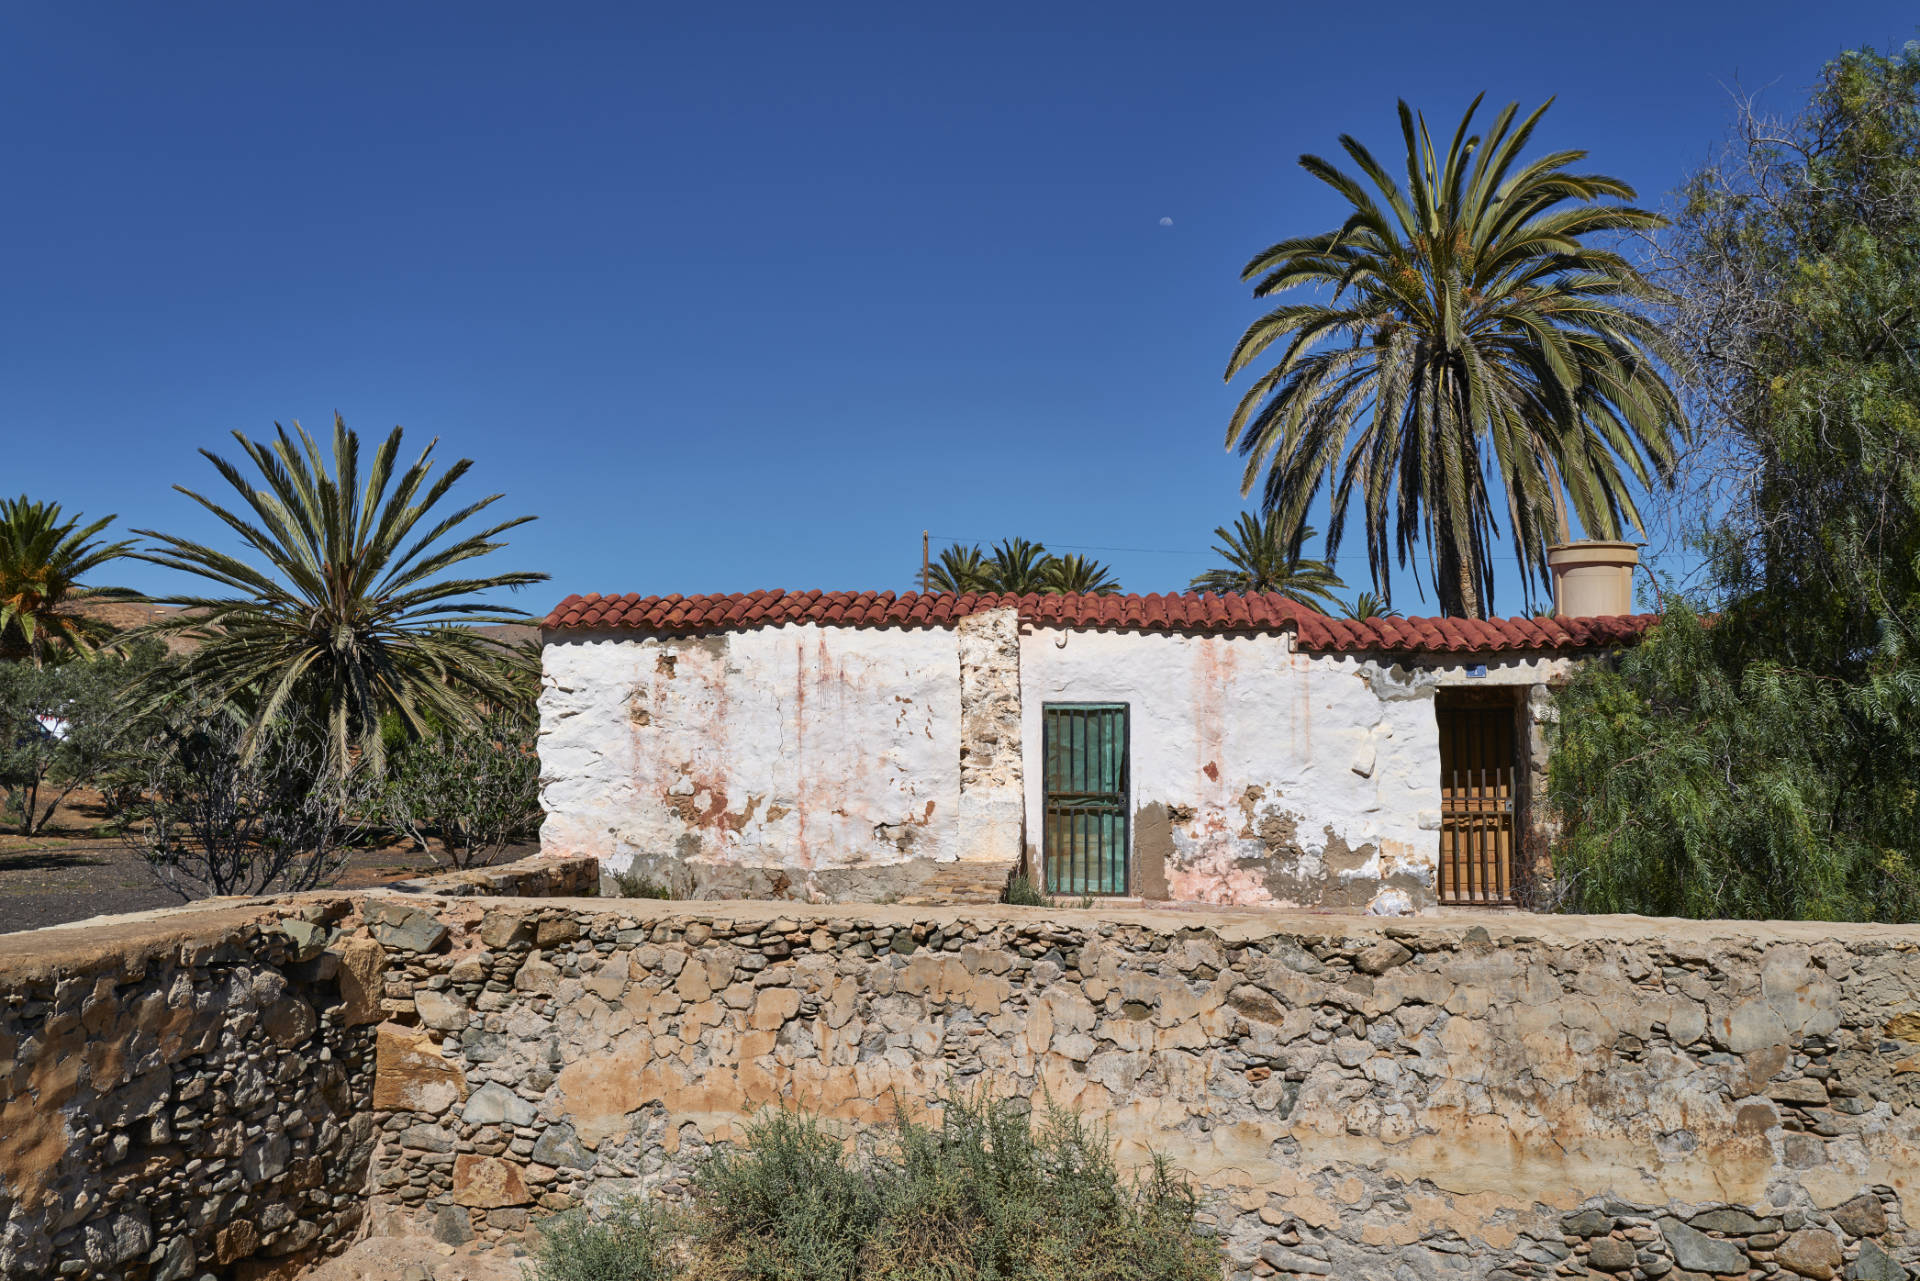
[1435,686,1524,906]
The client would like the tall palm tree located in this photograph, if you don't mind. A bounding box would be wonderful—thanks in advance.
[1044,553,1123,595]
[132,417,548,773]
[924,543,993,593]
[1190,513,1344,609]
[0,497,136,666]
[1223,96,1684,618]
[985,538,1053,594]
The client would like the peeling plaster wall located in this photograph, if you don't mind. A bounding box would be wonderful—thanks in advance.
[1019,629,1444,911]
[540,626,971,900]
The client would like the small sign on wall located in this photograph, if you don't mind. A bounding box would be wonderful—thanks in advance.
[1465,664,1487,679]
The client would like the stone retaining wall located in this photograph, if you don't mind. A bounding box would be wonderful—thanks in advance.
[359,901,1920,1280]
[7,891,1920,1279]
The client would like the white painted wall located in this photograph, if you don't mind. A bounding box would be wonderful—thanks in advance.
[1018,628,1442,911]
[540,625,963,885]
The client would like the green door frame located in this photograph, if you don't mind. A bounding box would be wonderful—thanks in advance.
[1041,703,1130,896]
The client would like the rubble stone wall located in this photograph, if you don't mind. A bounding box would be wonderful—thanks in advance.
[0,901,379,1281]
[10,892,1920,1281]
[359,899,1920,1281]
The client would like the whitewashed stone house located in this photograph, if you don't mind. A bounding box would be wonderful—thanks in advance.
[537,589,1652,912]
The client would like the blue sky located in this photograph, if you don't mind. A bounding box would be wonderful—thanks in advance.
[5,2,1913,618]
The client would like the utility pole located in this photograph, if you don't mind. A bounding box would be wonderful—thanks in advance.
[920,530,930,592]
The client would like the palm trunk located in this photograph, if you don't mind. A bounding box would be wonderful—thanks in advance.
[1436,531,1485,620]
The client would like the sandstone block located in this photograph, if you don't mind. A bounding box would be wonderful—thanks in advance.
[1587,1236,1636,1271]
[414,989,468,1033]
[372,1022,468,1114]
[452,1154,531,1208]
[481,909,536,949]
[1832,1195,1888,1238]
[332,936,386,1027]
[1775,1228,1842,1279]
[1354,941,1412,975]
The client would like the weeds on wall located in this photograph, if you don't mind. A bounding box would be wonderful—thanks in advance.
[1002,872,1046,907]
[527,1094,1222,1281]
[611,868,674,899]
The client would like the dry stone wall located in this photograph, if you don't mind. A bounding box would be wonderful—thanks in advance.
[8,887,1920,1280]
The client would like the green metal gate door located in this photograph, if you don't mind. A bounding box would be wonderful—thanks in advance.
[1042,704,1129,895]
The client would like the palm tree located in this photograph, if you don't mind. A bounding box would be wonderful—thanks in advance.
[921,538,1123,595]
[985,538,1053,594]
[1339,592,1402,621]
[924,543,993,593]
[0,497,136,666]
[1223,96,1684,618]
[1044,553,1123,595]
[132,417,548,773]
[1190,512,1343,609]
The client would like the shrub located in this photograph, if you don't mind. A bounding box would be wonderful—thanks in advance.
[512,1100,1223,1281]
[689,1109,880,1281]
[613,868,674,899]
[863,1094,1218,1281]
[528,1197,679,1281]
[378,708,541,868]
[688,1096,1220,1281]
[122,710,376,898]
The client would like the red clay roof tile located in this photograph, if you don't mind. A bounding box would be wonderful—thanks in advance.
[542,590,1656,655]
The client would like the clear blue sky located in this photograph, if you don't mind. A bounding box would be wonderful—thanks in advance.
[5,3,1912,618]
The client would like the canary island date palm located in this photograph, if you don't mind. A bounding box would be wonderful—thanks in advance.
[1224,96,1684,617]
[132,417,548,773]
[0,496,136,665]
[1190,512,1343,609]
[985,538,1054,594]
[1044,552,1123,595]
[924,543,994,593]
[1339,591,1401,621]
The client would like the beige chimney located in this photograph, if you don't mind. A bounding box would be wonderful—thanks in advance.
[1546,541,1640,617]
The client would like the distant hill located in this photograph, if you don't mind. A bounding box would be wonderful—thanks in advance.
[67,600,541,655]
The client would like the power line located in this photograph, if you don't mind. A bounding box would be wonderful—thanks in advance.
[927,533,1553,566]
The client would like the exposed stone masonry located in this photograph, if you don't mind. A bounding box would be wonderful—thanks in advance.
[6,875,1920,1280]
[356,900,1920,1281]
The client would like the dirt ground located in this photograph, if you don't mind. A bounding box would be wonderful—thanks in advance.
[0,790,537,934]
[299,1236,531,1281]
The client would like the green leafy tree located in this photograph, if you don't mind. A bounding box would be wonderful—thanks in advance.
[379,709,542,868]
[1549,45,1920,921]
[1224,96,1685,618]
[0,641,167,835]
[132,417,548,773]
[1190,513,1344,607]
[0,496,136,665]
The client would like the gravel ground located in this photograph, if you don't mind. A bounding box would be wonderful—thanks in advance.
[0,832,538,934]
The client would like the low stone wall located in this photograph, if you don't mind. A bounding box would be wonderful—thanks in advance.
[0,858,596,1281]
[7,889,1920,1280]
[355,901,1920,1280]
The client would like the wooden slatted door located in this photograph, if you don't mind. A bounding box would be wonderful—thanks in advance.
[1042,704,1129,896]
[1438,702,1517,905]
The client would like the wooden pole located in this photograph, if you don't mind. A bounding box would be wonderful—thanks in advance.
[921,530,930,591]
